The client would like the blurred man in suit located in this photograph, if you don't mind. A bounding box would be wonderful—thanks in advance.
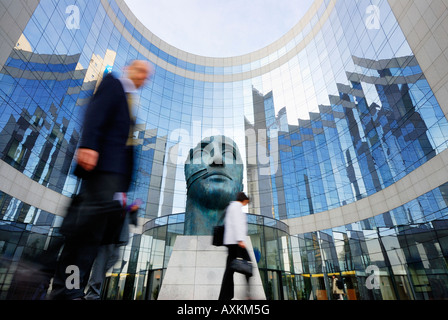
[51,60,152,300]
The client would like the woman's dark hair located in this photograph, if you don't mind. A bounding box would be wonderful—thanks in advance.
[236,192,250,202]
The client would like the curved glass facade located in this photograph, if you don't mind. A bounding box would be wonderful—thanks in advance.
[125,214,291,301]
[1,0,448,300]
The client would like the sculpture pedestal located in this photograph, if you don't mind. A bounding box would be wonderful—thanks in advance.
[157,235,266,300]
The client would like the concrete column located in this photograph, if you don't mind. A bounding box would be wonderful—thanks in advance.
[0,0,39,70]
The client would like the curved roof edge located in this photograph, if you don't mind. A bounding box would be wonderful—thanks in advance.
[102,0,335,81]
[115,0,323,63]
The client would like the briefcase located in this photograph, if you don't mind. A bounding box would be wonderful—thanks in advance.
[212,225,224,246]
[60,194,125,245]
[229,258,253,277]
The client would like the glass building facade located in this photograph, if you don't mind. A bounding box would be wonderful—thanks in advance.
[1,0,448,300]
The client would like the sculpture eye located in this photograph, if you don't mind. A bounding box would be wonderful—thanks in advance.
[223,150,236,163]
[192,146,212,163]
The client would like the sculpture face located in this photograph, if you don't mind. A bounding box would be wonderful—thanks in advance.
[184,136,244,234]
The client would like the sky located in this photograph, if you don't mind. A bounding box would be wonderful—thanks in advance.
[124,0,315,58]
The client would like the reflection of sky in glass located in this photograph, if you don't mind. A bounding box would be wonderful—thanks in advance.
[3,0,448,302]
[1,0,447,221]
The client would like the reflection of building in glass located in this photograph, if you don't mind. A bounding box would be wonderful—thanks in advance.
[247,54,444,222]
[0,48,85,195]
[1,0,448,300]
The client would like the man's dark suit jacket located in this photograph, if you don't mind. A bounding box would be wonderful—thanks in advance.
[76,73,134,190]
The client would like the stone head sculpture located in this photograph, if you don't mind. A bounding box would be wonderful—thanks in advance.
[184,135,244,235]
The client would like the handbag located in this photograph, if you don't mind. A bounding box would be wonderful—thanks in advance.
[212,225,224,246]
[59,194,125,245]
[229,257,253,277]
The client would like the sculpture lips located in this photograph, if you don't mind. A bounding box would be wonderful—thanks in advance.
[202,172,233,181]
[186,169,233,189]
